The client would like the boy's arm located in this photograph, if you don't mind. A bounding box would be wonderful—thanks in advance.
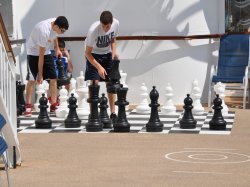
[53,38,62,57]
[111,37,117,59]
[64,49,73,73]
[85,46,106,79]
[37,47,45,84]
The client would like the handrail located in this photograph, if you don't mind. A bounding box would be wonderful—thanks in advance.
[59,32,250,42]
[0,33,21,167]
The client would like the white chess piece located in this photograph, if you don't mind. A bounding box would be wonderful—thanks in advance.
[214,82,228,115]
[161,83,176,115]
[191,80,204,115]
[42,80,49,98]
[135,83,151,114]
[34,84,45,112]
[120,70,128,88]
[56,86,69,118]
[76,71,89,118]
[68,78,79,100]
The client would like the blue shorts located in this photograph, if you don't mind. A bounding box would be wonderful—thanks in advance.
[85,53,112,82]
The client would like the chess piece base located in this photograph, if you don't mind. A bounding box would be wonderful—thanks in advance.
[35,119,52,129]
[146,122,163,132]
[179,119,197,129]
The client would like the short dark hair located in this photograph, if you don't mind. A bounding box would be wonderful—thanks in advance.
[58,39,65,48]
[100,11,113,25]
[54,16,69,30]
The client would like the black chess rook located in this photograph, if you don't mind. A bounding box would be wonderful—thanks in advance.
[99,93,112,128]
[113,86,130,132]
[209,94,227,130]
[146,86,163,132]
[85,82,103,132]
[106,58,122,94]
[35,93,52,128]
[64,93,81,128]
[179,94,197,129]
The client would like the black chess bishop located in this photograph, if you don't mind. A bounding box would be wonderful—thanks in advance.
[146,86,163,132]
[209,94,227,130]
[35,93,52,128]
[179,94,197,129]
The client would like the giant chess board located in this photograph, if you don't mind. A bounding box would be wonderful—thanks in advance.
[17,110,235,135]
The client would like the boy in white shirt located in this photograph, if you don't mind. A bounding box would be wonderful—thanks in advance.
[85,11,119,121]
[25,16,69,116]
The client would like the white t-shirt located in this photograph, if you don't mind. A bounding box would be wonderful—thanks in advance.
[26,18,58,56]
[85,18,119,54]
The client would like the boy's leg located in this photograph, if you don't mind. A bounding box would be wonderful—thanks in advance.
[108,92,116,114]
[49,79,58,112]
[24,80,35,116]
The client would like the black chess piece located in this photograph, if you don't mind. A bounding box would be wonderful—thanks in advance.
[35,93,52,128]
[64,93,81,128]
[56,58,70,86]
[99,93,112,128]
[85,82,103,132]
[113,86,130,132]
[17,81,25,114]
[209,94,227,130]
[179,94,197,129]
[16,82,20,128]
[106,57,122,94]
[146,86,163,132]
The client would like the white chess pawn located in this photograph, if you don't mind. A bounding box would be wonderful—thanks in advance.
[191,80,204,115]
[135,83,151,114]
[76,71,89,118]
[120,70,128,88]
[34,84,45,112]
[161,83,176,115]
[214,82,228,115]
[56,86,69,118]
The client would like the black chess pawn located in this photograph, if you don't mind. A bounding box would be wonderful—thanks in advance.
[99,93,112,128]
[64,93,81,128]
[85,82,103,132]
[146,86,163,132]
[106,57,122,94]
[113,86,130,132]
[179,94,197,129]
[209,94,227,130]
[35,93,52,128]
[56,58,70,86]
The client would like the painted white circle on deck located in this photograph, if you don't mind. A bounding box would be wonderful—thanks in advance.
[165,151,250,164]
[188,154,228,160]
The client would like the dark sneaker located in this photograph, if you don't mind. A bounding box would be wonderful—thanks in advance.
[110,113,118,123]
[50,102,59,112]
[24,104,32,117]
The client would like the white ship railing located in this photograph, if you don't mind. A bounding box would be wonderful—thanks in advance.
[0,34,21,167]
